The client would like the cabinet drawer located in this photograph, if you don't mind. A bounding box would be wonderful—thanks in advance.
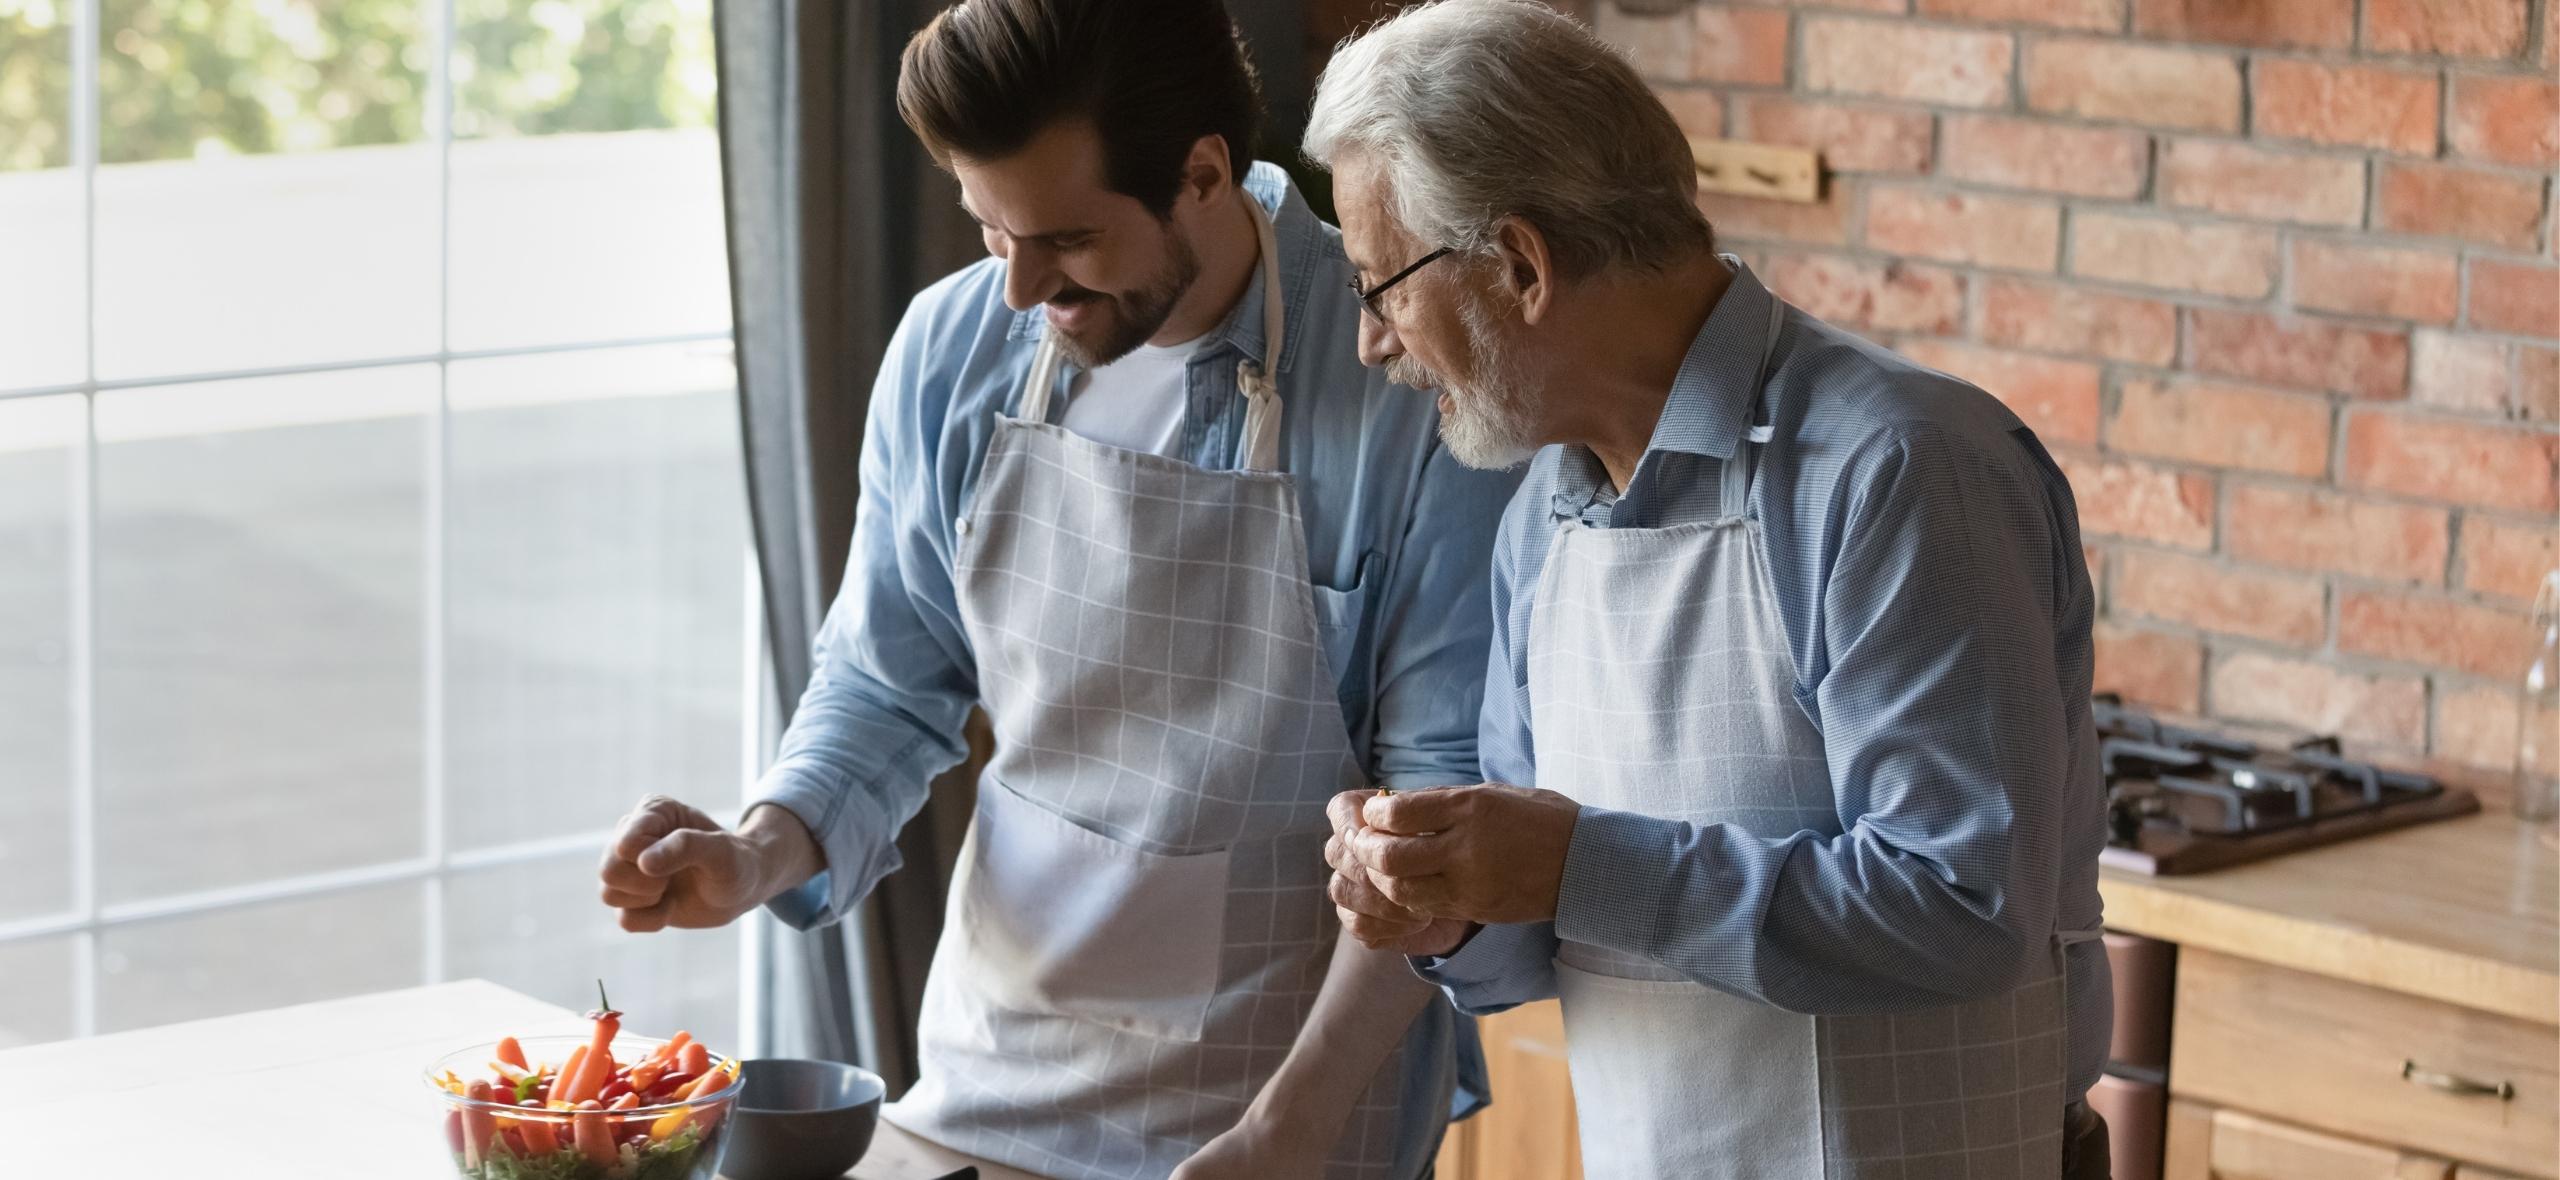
[2171,950,2558,1177]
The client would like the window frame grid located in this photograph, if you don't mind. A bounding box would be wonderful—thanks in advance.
[2,0,760,1045]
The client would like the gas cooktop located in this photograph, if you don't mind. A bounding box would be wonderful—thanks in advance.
[2094,694,2480,875]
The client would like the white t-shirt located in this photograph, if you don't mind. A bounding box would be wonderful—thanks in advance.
[1058,334,1207,457]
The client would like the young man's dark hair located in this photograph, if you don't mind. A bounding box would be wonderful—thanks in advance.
[896,0,1264,219]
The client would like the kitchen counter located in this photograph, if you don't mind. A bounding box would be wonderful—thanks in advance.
[0,980,1028,1179]
[2099,812,2560,1025]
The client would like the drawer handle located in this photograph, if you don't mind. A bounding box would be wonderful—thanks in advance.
[2401,1059,2516,1100]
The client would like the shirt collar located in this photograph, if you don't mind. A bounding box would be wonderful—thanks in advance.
[1008,162,1314,376]
[1552,256,1777,509]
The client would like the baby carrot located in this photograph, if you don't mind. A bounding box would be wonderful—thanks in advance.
[495,1036,527,1070]
[550,1046,589,1108]
[573,1109,616,1165]
[461,1080,499,1167]
[519,1114,561,1155]
[674,1041,709,1079]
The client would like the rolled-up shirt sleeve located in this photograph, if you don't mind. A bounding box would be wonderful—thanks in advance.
[1412,487,1560,1013]
[1552,423,2077,1012]
[1367,440,1517,789]
[756,309,982,931]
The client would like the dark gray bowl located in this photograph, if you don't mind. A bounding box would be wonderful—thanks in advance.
[718,1058,887,1180]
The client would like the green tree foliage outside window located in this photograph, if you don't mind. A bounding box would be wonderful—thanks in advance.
[0,0,714,173]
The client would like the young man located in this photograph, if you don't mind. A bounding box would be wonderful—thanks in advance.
[596,1,1514,1177]
[1312,3,2113,1177]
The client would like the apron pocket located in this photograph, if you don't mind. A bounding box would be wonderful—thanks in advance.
[1555,962,1823,1180]
[957,775,1228,1043]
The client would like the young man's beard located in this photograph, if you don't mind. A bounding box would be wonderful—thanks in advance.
[1389,291,1542,471]
[1048,228,1202,368]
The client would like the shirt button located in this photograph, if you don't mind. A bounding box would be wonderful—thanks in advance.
[1549,492,1578,516]
[956,516,973,536]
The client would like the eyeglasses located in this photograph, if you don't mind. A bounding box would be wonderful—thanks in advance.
[1347,247,1452,326]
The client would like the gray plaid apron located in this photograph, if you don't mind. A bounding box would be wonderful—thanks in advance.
[1529,296,2090,1179]
[882,199,1410,1180]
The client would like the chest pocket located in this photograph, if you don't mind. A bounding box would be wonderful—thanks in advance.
[1306,549,1378,723]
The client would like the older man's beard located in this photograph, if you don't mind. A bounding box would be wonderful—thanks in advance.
[1390,294,1542,471]
[1048,230,1201,368]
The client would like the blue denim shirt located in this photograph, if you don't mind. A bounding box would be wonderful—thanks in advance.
[753,163,1514,1129]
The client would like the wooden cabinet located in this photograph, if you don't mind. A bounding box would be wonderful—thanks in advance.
[2163,1100,2458,1180]
[2168,949,2558,1177]
[1435,1001,1582,1180]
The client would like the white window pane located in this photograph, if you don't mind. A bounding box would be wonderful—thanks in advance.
[0,936,76,1048]
[95,367,433,904]
[96,882,422,1034]
[446,344,746,850]
[93,148,441,381]
[446,130,730,352]
[446,854,739,1053]
[0,170,86,391]
[0,396,80,922]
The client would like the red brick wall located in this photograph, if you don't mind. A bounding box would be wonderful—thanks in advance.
[1579,0,2560,774]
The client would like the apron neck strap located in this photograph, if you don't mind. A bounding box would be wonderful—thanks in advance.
[1235,196,1287,473]
[1716,289,1790,516]
[1012,193,1290,475]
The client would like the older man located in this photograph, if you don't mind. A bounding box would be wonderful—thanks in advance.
[1307,2,2113,1177]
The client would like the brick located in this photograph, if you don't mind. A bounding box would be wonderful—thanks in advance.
[2409,330,2515,416]
[2548,0,2559,70]
[1894,340,2102,445]
[1698,184,1855,246]
[1864,187,2061,272]
[2023,38,2242,132]
[2375,162,2548,252]
[1692,7,1791,86]
[2114,550,2328,646]
[1803,17,2014,109]
[2131,0,2353,49]
[2448,75,2559,167]
[1730,96,1931,174]
[1979,278,2177,365]
[1655,88,1728,140]
[1596,4,1694,81]
[1721,0,1906,13]
[2186,309,2409,400]
[2069,213,2277,298]
[2108,375,2333,477]
[2343,408,2560,512]
[2458,514,2560,601]
[2365,0,2530,60]
[2225,483,2451,585]
[2339,588,2533,679]
[2093,622,2205,714]
[1762,252,1966,335]
[2056,451,2218,549]
[2522,347,2560,421]
[2156,138,2365,227]
[2252,58,2440,155]
[2289,239,2460,324]
[2436,682,2536,775]
[1941,115,2149,200]
[2209,650,2427,750]
[1917,0,2122,31]
[2469,258,2559,340]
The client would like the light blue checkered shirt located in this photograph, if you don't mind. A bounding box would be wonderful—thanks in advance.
[1420,262,2112,1101]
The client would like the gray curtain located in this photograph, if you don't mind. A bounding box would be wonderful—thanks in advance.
[714,0,977,1093]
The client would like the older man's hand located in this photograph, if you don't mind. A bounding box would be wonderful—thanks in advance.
[1325,790,1473,956]
[1344,785,1581,927]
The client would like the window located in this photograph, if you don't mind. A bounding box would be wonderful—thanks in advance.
[0,0,751,1049]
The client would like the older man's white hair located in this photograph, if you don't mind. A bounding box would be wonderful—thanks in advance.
[1304,0,1712,279]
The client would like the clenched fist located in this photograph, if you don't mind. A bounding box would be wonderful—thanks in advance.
[597,796,822,932]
